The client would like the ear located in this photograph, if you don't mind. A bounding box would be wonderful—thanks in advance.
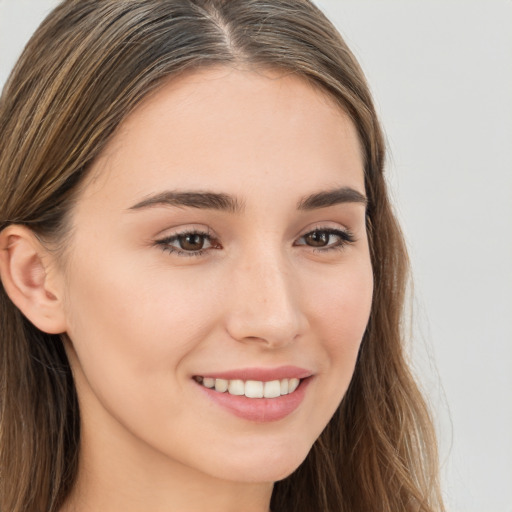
[0,225,67,334]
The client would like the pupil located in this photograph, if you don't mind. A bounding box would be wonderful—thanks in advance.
[180,234,204,250]
[306,231,328,247]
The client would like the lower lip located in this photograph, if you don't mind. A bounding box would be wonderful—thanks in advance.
[195,377,312,423]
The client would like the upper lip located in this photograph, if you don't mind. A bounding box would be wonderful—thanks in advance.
[196,365,313,382]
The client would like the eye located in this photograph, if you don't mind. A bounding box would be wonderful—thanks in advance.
[295,228,355,252]
[155,230,220,257]
[175,233,209,251]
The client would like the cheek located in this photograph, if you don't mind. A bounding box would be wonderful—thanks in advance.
[61,255,223,447]
[309,258,373,345]
[305,256,373,400]
[62,248,230,411]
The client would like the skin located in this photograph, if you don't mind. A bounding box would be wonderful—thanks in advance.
[1,66,373,512]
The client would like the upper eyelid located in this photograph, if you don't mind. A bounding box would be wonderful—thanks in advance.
[296,224,354,240]
[167,229,212,238]
[297,227,352,237]
[157,225,215,239]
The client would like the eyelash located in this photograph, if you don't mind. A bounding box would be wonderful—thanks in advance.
[155,227,356,258]
[155,229,219,258]
[296,227,356,252]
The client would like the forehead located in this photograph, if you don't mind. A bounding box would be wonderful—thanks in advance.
[79,65,365,209]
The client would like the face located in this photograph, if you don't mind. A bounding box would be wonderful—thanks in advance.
[60,67,373,484]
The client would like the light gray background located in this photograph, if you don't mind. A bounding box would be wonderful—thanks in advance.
[1,1,511,511]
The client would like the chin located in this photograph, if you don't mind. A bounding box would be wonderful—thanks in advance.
[203,439,312,484]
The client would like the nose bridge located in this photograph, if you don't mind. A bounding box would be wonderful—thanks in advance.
[225,245,306,346]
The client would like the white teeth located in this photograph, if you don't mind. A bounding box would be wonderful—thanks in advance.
[263,380,281,398]
[214,378,228,392]
[203,377,215,388]
[288,378,300,393]
[228,379,245,396]
[198,376,303,398]
[245,380,263,398]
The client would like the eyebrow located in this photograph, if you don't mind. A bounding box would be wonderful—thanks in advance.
[128,186,367,213]
[296,187,367,210]
[129,191,244,213]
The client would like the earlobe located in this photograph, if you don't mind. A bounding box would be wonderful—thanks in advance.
[0,225,67,334]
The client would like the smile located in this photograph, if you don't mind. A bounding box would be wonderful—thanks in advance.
[193,376,301,398]
[193,366,313,422]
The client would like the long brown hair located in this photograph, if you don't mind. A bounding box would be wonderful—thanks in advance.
[0,1,444,511]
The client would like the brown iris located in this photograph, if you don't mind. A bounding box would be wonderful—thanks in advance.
[178,233,206,251]
[304,231,330,247]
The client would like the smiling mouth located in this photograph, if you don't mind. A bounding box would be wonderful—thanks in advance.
[193,376,301,398]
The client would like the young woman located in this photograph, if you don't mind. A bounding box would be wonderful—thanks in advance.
[0,1,445,511]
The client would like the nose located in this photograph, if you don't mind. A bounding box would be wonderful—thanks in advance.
[224,249,308,348]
